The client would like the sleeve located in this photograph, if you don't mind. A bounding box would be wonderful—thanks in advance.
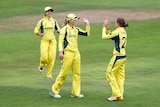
[34,20,41,34]
[77,25,90,36]
[102,27,118,40]
[54,19,60,33]
[58,27,66,51]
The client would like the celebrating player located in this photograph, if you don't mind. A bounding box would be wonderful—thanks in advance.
[49,13,90,98]
[102,18,128,101]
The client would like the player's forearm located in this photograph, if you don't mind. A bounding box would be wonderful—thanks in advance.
[102,27,109,40]
[86,25,90,36]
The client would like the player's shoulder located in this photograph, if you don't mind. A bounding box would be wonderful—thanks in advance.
[37,18,44,24]
[60,26,67,33]
[52,18,57,22]
[75,27,82,31]
[112,29,119,35]
[61,26,67,30]
[39,18,45,22]
[75,26,80,29]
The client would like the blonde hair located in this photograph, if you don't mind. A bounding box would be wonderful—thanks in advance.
[62,19,69,27]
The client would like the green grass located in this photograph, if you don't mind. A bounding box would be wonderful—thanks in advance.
[0,19,160,107]
[0,0,160,107]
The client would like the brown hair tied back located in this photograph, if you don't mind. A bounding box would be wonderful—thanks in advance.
[117,18,129,27]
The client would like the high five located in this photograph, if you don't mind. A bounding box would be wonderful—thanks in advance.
[102,18,129,101]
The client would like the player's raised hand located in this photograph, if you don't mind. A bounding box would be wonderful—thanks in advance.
[83,18,90,26]
[103,20,110,30]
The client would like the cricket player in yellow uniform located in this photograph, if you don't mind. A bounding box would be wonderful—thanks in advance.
[102,18,129,101]
[49,13,90,98]
[34,6,60,79]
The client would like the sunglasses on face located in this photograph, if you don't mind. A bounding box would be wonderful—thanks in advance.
[46,9,53,12]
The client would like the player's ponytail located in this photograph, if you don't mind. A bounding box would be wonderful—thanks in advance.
[62,19,68,27]
[117,18,129,27]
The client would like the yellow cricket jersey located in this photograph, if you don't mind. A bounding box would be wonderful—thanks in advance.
[102,27,127,56]
[59,24,90,52]
[34,16,60,40]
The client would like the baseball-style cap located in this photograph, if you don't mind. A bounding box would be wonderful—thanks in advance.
[66,13,80,21]
[44,6,53,12]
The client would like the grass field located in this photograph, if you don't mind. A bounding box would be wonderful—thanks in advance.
[0,0,160,107]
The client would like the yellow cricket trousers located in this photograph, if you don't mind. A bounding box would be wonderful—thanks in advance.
[52,50,81,96]
[40,39,57,77]
[106,55,127,98]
